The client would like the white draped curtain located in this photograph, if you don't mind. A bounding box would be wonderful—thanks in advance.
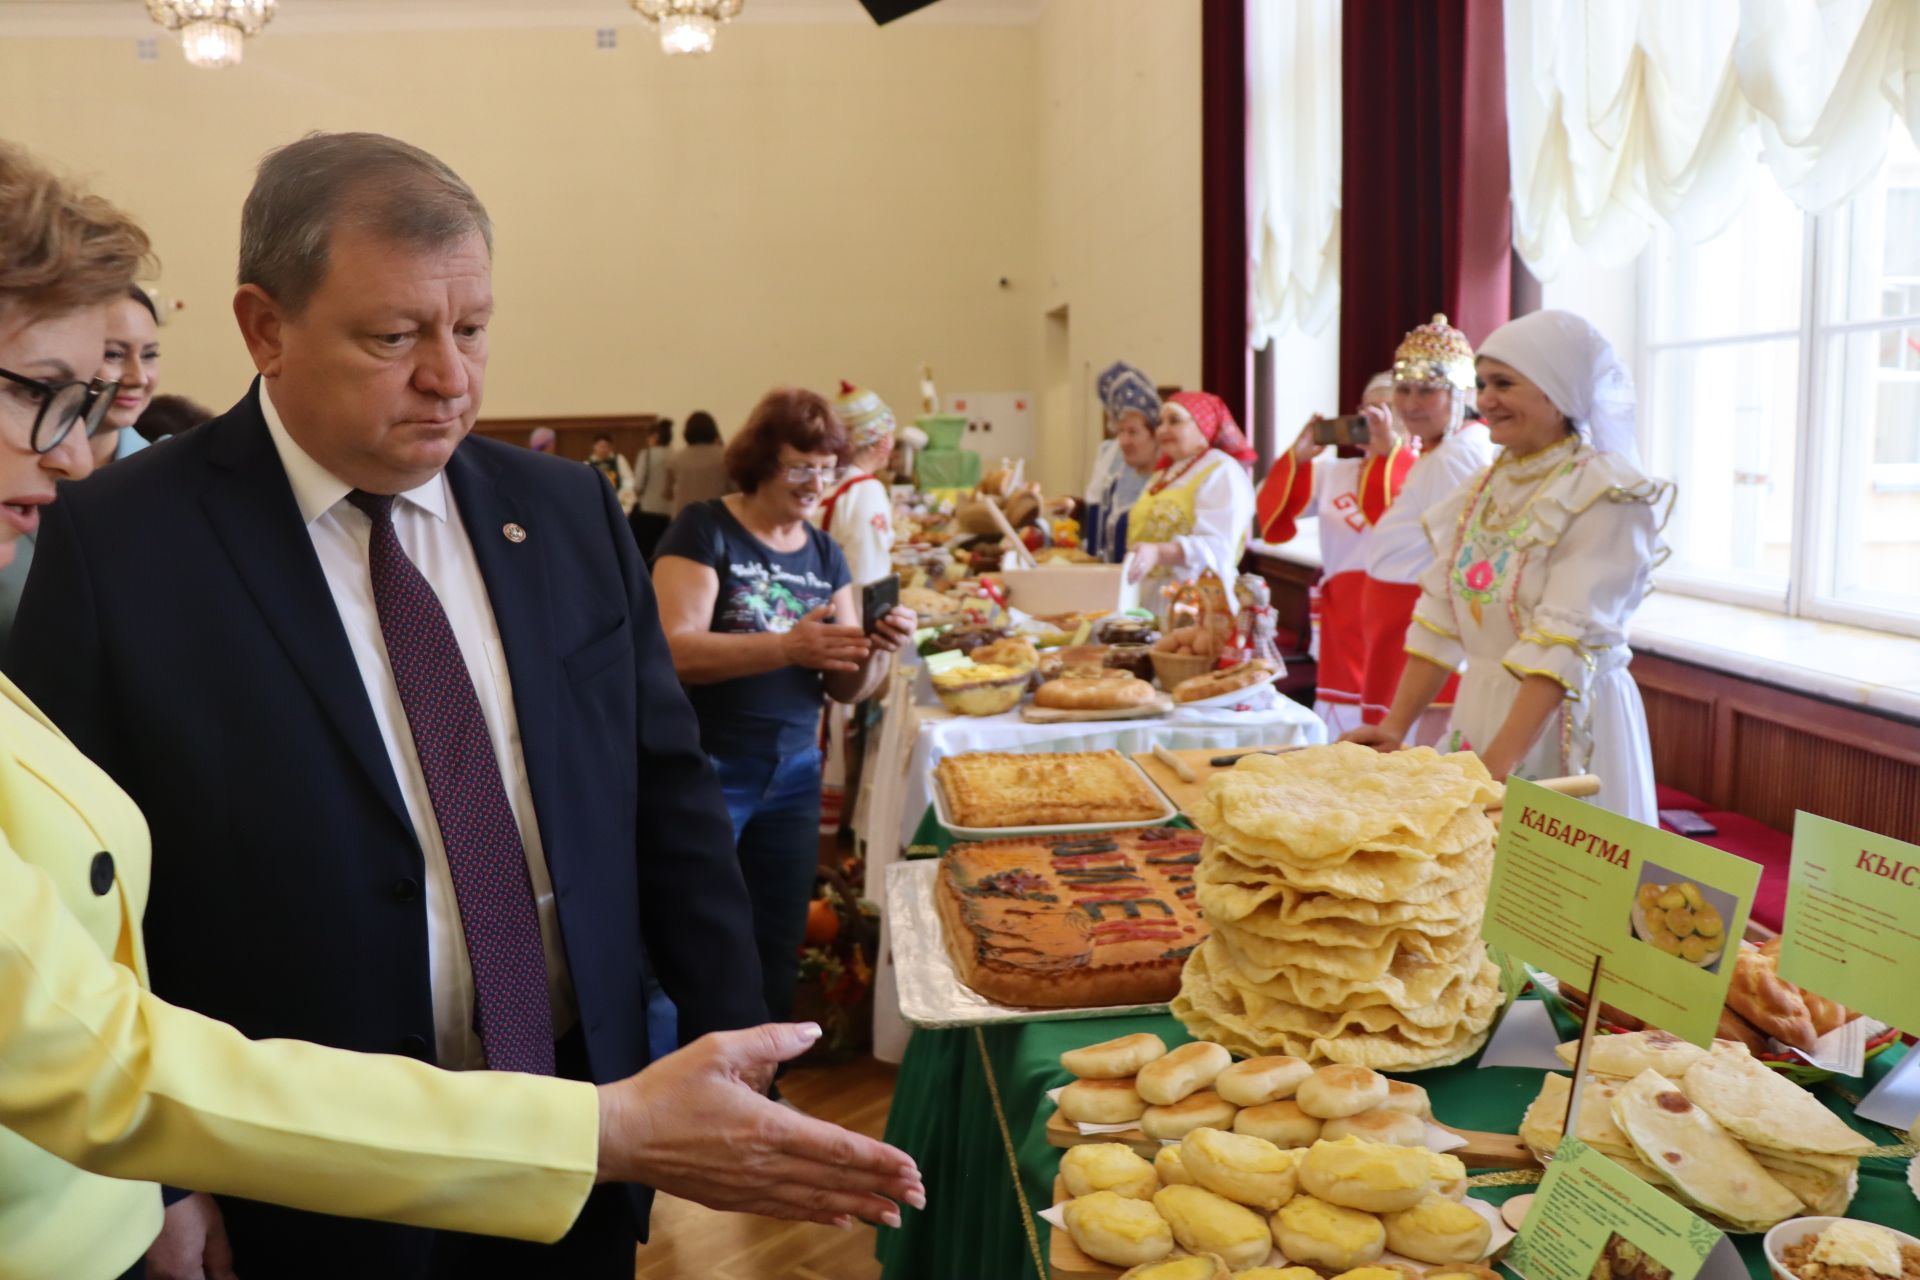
[1507,0,1920,280]
[1247,0,1342,344]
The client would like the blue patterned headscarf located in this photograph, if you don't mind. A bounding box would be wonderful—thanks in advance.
[1097,361,1161,424]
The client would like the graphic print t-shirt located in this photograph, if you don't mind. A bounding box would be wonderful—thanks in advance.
[655,498,852,757]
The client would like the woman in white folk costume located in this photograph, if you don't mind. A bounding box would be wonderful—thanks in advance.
[1359,315,1496,742]
[1084,361,1161,562]
[815,380,897,833]
[1254,372,1413,736]
[1124,390,1259,597]
[1346,310,1671,824]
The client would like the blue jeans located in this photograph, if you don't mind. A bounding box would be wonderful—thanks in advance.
[711,746,824,1025]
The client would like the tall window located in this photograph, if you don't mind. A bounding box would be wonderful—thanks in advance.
[1642,122,1920,635]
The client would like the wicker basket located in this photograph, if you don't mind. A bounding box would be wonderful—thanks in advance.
[1151,649,1217,691]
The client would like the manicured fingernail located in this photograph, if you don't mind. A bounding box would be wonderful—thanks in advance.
[798,1022,822,1041]
[905,1188,927,1210]
[882,1209,903,1229]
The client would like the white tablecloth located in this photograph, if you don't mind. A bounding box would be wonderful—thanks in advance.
[856,662,1327,1061]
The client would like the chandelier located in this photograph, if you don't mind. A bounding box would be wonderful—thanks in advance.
[144,1,277,69]
[630,0,744,57]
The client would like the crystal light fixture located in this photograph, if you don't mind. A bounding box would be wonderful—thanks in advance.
[144,1,276,69]
[630,0,744,57]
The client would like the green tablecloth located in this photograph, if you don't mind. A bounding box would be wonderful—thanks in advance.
[876,1005,1919,1280]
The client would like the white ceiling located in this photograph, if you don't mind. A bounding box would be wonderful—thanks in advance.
[0,0,1046,35]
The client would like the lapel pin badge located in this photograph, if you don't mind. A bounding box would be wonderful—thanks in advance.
[503,522,527,543]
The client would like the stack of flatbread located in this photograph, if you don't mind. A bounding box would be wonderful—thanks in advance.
[1519,1031,1873,1231]
[1170,744,1507,1071]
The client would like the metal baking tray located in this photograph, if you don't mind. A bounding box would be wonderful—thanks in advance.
[927,752,1178,840]
[884,859,1174,1030]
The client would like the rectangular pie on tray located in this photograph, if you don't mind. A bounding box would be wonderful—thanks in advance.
[936,826,1210,1007]
[934,749,1168,829]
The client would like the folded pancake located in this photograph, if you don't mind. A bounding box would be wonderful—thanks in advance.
[1679,1052,1876,1157]
[1608,1068,1802,1231]
[1551,1030,1713,1080]
[1518,1073,1639,1164]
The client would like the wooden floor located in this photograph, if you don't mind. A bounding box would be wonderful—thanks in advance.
[633,1055,898,1280]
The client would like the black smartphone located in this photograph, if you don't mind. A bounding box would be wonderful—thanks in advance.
[861,573,901,635]
[1310,414,1371,447]
[1658,808,1719,838]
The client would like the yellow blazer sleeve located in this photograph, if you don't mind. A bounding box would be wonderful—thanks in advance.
[0,841,599,1243]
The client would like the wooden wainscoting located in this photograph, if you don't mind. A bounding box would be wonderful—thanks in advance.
[1631,651,1920,843]
[473,414,661,462]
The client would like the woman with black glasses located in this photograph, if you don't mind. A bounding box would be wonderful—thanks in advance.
[652,388,916,1031]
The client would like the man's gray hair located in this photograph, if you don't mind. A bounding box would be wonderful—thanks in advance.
[238,131,492,313]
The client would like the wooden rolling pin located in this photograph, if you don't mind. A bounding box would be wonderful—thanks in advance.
[1486,774,1601,818]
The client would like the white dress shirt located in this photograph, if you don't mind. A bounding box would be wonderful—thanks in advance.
[260,385,577,1070]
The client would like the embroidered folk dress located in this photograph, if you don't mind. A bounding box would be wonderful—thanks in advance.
[1126,448,1257,598]
[1405,436,1670,824]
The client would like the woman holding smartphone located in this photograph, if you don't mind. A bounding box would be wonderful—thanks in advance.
[652,387,915,1024]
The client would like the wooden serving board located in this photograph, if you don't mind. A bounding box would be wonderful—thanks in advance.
[1044,1107,1536,1170]
[1130,745,1299,815]
[1022,693,1175,723]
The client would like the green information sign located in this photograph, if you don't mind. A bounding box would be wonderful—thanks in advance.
[1483,778,1759,1047]
[1779,811,1920,1035]
[1506,1140,1725,1280]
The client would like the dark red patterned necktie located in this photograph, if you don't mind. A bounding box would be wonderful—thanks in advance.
[348,489,555,1075]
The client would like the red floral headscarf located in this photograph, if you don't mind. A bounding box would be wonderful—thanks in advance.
[1161,390,1257,468]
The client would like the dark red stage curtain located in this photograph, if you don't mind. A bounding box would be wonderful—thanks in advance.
[1337,0,1511,409]
[1201,0,1250,428]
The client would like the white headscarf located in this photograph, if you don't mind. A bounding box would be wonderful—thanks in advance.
[1476,310,1639,468]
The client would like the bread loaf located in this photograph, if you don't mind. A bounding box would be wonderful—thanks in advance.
[1726,947,1817,1052]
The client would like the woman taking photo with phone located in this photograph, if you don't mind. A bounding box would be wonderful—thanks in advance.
[653,387,915,1024]
[1255,372,1412,735]
[1344,310,1669,824]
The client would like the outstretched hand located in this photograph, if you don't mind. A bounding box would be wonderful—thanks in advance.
[596,1024,926,1230]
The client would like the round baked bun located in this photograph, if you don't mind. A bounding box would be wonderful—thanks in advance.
[1180,1126,1298,1212]
[1214,1054,1313,1106]
[1299,1135,1432,1213]
[1034,675,1157,710]
[1063,1033,1168,1080]
[1271,1194,1386,1271]
[1137,1041,1232,1105]
[1232,1099,1322,1147]
[1060,1077,1149,1125]
[1061,1142,1159,1201]
[1380,1194,1492,1265]
[1140,1090,1238,1141]
[1296,1065,1389,1119]
[1321,1108,1427,1148]
[1063,1190,1175,1268]
[1378,1079,1432,1117]
[1154,1143,1197,1187]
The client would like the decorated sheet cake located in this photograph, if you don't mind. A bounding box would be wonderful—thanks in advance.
[936,827,1211,1008]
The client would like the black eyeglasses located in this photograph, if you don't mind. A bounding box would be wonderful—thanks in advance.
[0,367,119,454]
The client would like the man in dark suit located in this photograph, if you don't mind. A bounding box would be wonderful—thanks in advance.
[7,132,822,1279]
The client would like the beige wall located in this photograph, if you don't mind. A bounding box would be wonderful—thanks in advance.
[0,21,1040,440]
[0,2,1211,483]
[1033,0,1202,494]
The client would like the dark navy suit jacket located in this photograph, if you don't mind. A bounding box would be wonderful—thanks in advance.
[6,386,766,1275]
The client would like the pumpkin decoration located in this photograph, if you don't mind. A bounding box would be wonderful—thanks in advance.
[804,896,841,946]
